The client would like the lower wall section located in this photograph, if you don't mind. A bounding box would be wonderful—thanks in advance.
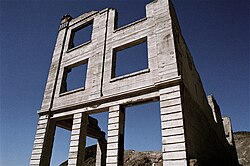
[181,85,239,166]
[31,84,239,166]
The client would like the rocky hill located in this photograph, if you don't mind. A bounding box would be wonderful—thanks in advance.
[60,148,162,166]
[234,131,250,166]
[60,132,249,166]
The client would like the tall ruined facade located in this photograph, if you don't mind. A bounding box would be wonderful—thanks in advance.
[30,0,239,165]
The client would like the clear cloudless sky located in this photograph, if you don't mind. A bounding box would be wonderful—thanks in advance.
[0,0,249,165]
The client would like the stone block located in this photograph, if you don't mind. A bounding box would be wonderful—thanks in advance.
[107,149,118,156]
[161,119,184,129]
[162,127,184,136]
[163,150,186,160]
[162,134,185,144]
[108,130,119,137]
[107,143,118,150]
[159,86,180,95]
[35,133,45,139]
[106,164,117,166]
[71,134,81,141]
[31,149,42,154]
[160,98,181,108]
[160,104,182,115]
[160,91,181,101]
[109,111,119,118]
[71,129,80,135]
[72,123,81,130]
[106,156,117,163]
[69,146,78,152]
[163,159,187,166]
[161,111,183,121]
[69,140,79,147]
[68,158,77,165]
[107,135,119,143]
[162,142,186,152]
[30,154,41,160]
[108,117,119,124]
[30,159,40,165]
[108,123,119,130]
[72,118,81,124]
[36,128,46,134]
[34,138,44,144]
[109,105,120,112]
[38,119,48,125]
[33,143,43,149]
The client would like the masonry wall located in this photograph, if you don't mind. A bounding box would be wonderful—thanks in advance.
[169,1,239,165]
[31,0,239,166]
[40,0,180,113]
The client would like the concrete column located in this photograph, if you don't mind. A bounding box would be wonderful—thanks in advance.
[96,138,107,166]
[106,105,125,166]
[68,113,88,166]
[159,85,188,166]
[30,114,56,166]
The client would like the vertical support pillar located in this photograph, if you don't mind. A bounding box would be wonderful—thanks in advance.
[106,105,125,166]
[68,113,88,166]
[30,114,56,166]
[96,138,107,166]
[159,85,188,166]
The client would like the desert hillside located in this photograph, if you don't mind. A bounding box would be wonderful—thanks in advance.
[60,132,249,166]
[234,131,250,166]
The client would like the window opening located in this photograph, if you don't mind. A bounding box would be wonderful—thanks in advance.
[60,61,88,93]
[112,37,148,78]
[69,21,93,49]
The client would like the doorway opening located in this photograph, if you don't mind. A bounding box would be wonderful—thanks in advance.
[50,118,72,166]
[123,101,162,165]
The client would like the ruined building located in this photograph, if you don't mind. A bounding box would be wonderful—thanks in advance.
[30,0,239,165]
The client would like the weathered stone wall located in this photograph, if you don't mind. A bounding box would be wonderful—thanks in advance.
[169,1,239,165]
[40,0,180,113]
[31,0,239,166]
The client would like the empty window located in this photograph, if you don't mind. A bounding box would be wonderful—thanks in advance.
[60,61,88,93]
[69,21,93,49]
[112,37,148,78]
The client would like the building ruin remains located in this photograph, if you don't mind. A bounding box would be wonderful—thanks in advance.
[30,0,239,165]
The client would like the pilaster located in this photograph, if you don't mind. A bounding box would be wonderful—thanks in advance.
[30,114,56,166]
[68,113,88,166]
[159,85,188,166]
[106,105,125,166]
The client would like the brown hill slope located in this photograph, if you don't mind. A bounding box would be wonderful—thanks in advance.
[60,132,249,166]
[234,132,250,166]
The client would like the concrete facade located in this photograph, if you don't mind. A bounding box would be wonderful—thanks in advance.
[30,0,239,165]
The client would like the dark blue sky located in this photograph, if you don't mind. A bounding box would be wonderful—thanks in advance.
[0,0,249,165]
